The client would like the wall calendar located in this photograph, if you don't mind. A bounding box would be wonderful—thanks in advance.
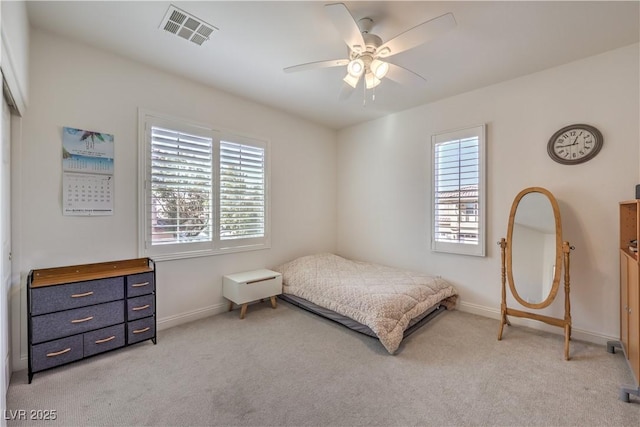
[62,127,114,216]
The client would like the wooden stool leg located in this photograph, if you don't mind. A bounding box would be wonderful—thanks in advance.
[270,296,277,309]
[240,303,248,319]
[228,301,233,312]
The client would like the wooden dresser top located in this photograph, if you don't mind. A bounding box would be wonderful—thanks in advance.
[30,258,153,288]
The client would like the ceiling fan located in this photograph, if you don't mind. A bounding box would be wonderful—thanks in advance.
[284,3,456,98]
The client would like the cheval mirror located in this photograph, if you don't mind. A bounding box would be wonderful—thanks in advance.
[497,187,574,360]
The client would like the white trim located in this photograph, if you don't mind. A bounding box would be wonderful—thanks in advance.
[457,301,616,346]
[137,109,271,261]
[431,124,486,257]
[1,28,27,115]
[156,302,228,330]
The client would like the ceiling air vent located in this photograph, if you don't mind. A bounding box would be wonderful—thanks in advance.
[160,4,217,46]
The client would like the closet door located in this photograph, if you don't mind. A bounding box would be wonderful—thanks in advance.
[0,90,11,412]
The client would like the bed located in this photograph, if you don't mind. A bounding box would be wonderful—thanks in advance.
[272,253,458,354]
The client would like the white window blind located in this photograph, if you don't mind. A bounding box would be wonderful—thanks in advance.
[219,140,265,241]
[139,110,271,260]
[150,126,213,246]
[432,125,485,256]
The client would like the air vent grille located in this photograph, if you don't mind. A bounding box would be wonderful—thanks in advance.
[160,4,217,46]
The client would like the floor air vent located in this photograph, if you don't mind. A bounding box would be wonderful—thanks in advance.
[160,4,217,46]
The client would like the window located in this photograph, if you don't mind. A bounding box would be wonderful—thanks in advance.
[138,110,270,260]
[431,124,485,256]
[219,138,267,248]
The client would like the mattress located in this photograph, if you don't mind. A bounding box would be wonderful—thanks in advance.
[273,253,458,353]
[279,293,446,339]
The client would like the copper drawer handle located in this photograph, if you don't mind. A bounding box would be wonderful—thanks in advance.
[131,282,150,288]
[71,316,94,324]
[46,348,71,357]
[132,327,150,334]
[95,336,116,344]
[71,291,94,298]
[132,304,150,311]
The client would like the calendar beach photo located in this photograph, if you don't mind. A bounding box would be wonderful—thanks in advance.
[62,126,115,216]
[62,127,114,174]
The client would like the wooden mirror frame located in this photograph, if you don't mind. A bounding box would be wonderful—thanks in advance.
[506,187,563,309]
[498,186,573,360]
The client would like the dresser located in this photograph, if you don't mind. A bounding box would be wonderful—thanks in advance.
[27,258,156,383]
[608,201,640,401]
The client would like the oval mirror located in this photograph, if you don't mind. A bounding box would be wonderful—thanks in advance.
[506,187,562,309]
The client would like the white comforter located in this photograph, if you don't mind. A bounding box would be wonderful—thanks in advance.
[273,253,458,354]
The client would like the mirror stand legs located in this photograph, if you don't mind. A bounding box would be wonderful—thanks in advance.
[564,324,570,360]
[497,238,508,341]
[497,237,572,360]
[497,307,511,341]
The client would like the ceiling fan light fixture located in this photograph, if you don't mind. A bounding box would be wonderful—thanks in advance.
[365,72,381,89]
[347,58,365,77]
[370,59,389,79]
[343,73,360,88]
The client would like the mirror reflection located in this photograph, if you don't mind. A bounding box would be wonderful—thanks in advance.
[511,192,557,305]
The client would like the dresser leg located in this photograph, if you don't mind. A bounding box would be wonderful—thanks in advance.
[270,296,277,309]
[240,304,248,319]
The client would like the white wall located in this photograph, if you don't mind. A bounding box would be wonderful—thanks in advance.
[337,44,640,344]
[11,29,337,371]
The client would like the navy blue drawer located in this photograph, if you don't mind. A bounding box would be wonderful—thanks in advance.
[31,277,124,315]
[126,272,155,297]
[83,324,125,357]
[31,300,124,344]
[127,294,154,321]
[31,335,83,373]
[127,317,155,345]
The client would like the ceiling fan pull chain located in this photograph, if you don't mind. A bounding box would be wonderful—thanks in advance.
[362,80,367,107]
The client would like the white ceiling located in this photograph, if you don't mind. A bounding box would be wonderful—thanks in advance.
[26,1,639,130]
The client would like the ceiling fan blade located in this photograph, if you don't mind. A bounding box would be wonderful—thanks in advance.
[376,12,456,58]
[284,59,349,73]
[385,63,427,87]
[325,3,365,52]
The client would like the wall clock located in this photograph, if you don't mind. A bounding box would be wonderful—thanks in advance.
[547,124,603,165]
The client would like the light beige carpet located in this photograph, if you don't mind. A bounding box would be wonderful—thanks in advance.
[6,301,640,426]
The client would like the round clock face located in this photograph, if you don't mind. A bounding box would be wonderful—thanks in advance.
[547,124,603,165]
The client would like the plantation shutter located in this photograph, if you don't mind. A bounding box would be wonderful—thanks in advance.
[434,136,479,244]
[432,124,485,256]
[219,140,266,241]
[150,126,213,245]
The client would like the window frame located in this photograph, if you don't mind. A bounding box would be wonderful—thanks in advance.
[138,109,271,261]
[431,124,486,257]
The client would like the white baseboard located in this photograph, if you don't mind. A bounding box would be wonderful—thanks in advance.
[457,301,617,347]
[157,302,228,331]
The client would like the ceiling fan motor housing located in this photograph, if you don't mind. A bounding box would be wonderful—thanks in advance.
[348,31,383,74]
[363,33,383,52]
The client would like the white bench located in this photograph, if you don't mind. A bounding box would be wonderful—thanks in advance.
[222,269,282,319]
